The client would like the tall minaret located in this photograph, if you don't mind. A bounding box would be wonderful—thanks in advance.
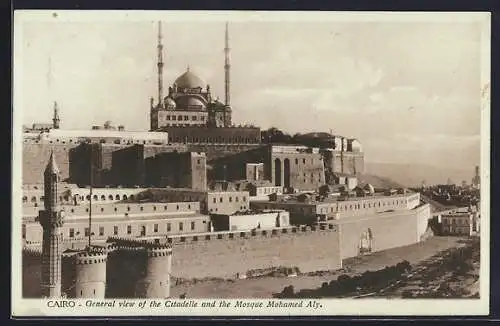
[157,21,164,107]
[224,22,231,107]
[39,152,65,298]
[52,101,60,129]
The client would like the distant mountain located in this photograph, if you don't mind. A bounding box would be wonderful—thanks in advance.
[364,162,474,187]
[358,173,404,189]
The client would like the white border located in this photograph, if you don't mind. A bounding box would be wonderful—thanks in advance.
[12,10,491,317]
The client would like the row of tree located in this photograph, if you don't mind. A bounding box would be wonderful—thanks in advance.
[274,260,412,298]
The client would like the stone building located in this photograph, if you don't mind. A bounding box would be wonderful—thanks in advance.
[145,151,207,191]
[210,144,326,192]
[210,209,290,232]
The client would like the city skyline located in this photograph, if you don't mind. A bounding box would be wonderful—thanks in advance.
[16,13,484,170]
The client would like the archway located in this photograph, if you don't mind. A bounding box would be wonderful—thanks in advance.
[274,158,282,186]
[283,158,291,189]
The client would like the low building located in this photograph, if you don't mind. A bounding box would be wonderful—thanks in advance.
[210,209,290,232]
[130,188,250,215]
[440,211,478,236]
[22,201,209,250]
[251,191,421,225]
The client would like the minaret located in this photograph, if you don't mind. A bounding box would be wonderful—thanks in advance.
[52,101,60,129]
[224,22,231,107]
[39,152,65,298]
[157,21,164,107]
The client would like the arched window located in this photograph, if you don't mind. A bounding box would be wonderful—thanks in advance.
[123,195,128,200]
[108,195,113,200]
[22,196,28,203]
[93,195,98,201]
[31,196,37,203]
[100,195,106,200]
[115,195,120,200]
[130,195,135,200]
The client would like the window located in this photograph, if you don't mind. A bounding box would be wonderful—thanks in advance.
[243,196,246,202]
[84,228,90,237]
[192,116,197,121]
[236,197,239,202]
[184,116,189,121]
[99,227,104,236]
[140,226,146,236]
[191,221,195,230]
[166,115,171,120]
[219,197,223,203]
[172,115,177,121]
[127,225,132,234]
[295,158,298,165]
[113,226,118,235]
[201,116,205,121]
[229,197,233,202]
[179,222,184,231]
[213,198,216,203]
[303,158,306,164]
[22,225,26,239]
[167,223,171,232]
[154,224,158,232]
[177,115,182,121]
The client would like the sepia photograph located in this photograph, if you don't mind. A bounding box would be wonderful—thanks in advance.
[12,10,490,316]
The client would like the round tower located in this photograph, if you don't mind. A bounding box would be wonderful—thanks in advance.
[134,244,172,298]
[73,248,108,298]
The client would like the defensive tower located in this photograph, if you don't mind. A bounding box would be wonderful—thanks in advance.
[72,247,108,298]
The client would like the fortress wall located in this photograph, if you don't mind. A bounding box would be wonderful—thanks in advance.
[337,204,431,259]
[22,250,42,298]
[170,225,342,279]
[23,144,75,184]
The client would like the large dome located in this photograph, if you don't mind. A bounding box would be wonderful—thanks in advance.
[174,69,205,89]
[176,96,207,111]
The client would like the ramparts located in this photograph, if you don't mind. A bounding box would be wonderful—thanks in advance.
[166,224,342,279]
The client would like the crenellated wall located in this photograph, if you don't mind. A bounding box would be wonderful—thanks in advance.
[167,224,342,279]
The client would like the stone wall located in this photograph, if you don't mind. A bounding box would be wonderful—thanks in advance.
[23,144,75,185]
[169,225,342,279]
[337,204,430,259]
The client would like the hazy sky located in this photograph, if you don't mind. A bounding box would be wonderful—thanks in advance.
[15,12,487,170]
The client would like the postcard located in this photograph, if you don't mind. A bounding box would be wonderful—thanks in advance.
[12,10,490,317]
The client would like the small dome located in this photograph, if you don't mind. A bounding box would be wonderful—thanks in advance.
[174,69,205,89]
[164,97,176,109]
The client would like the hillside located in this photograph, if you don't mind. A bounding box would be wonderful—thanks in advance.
[358,174,404,189]
[364,162,474,188]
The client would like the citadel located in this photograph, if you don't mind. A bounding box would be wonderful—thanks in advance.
[22,22,434,299]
